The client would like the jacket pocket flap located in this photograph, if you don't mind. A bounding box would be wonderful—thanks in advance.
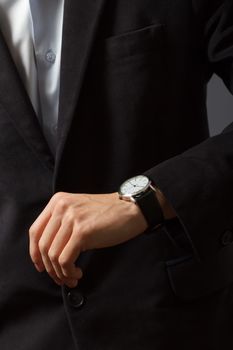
[95,22,165,62]
[166,242,233,300]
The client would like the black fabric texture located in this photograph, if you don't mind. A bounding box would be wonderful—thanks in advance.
[0,0,233,349]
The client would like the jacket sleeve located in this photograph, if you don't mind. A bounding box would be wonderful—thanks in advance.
[143,0,233,261]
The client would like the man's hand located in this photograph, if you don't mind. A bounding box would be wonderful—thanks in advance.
[29,192,148,288]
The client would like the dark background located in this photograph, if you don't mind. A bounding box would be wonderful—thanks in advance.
[208,75,233,136]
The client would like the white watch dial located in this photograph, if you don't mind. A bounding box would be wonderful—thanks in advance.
[120,175,150,196]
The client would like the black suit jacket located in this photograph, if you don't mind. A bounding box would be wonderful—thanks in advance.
[0,0,233,349]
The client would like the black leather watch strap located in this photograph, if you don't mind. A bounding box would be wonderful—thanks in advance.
[135,187,164,232]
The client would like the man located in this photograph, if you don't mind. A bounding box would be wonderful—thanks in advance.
[0,0,233,349]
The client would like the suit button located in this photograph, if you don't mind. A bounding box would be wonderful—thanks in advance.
[221,230,233,246]
[67,290,85,308]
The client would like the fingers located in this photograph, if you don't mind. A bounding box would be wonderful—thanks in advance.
[37,215,63,283]
[30,212,83,288]
[29,192,89,287]
[29,195,61,269]
[58,231,82,279]
[48,222,82,287]
[29,198,55,237]
[29,211,52,272]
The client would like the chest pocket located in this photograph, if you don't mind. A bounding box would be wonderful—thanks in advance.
[94,22,166,63]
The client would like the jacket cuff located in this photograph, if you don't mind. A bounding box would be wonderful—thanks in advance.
[143,128,233,261]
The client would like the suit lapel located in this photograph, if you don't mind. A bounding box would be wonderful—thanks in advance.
[0,0,107,179]
[0,30,54,171]
[54,0,107,180]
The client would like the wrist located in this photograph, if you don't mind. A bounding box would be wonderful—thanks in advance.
[116,192,149,233]
[118,175,164,230]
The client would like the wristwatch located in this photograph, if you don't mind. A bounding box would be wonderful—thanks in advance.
[118,175,164,231]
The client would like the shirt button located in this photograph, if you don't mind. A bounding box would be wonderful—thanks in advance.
[67,290,85,309]
[45,49,56,63]
[221,230,233,246]
[52,124,58,134]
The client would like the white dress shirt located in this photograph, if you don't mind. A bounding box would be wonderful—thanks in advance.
[0,0,65,154]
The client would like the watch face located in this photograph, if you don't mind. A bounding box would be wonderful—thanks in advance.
[119,175,150,196]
